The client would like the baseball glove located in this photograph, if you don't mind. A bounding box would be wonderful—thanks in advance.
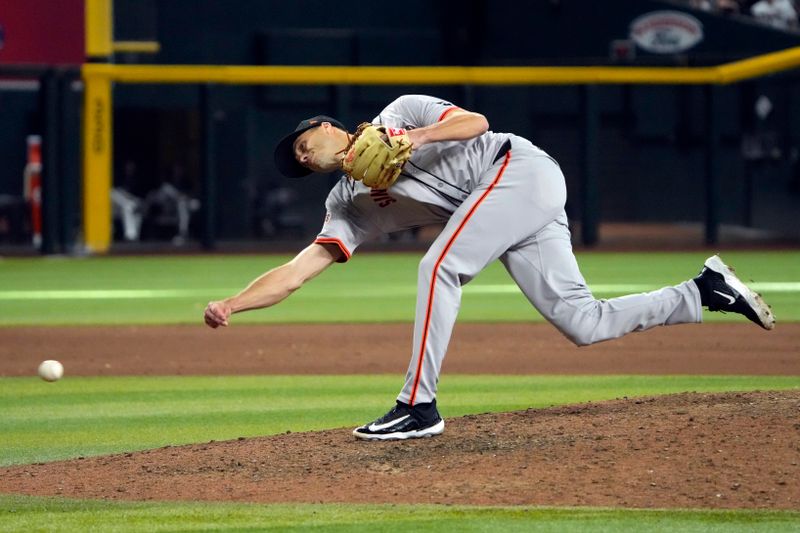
[340,123,413,189]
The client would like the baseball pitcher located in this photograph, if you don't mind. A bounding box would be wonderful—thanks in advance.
[204,95,774,441]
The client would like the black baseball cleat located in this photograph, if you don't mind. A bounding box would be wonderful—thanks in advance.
[693,255,775,330]
[353,399,445,441]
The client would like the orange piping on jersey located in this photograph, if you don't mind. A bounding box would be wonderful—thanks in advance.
[408,150,512,406]
[314,237,351,262]
[437,106,461,122]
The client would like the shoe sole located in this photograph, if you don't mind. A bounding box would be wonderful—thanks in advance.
[352,419,445,441]
[704,255,775,330]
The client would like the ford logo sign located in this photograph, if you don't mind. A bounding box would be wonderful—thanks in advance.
[630,11,704,54]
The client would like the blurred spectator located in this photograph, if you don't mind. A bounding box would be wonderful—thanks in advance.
[689,0,742,13]
[690,0,715,10]
[685,0,800,28]
[252,181,304,239]
[142,182,200,245]
[717,0,743,14]
[111,187,144,241]
[750,0,799,29]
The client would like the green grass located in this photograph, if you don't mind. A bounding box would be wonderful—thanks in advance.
[0,250,797,325]
[1,250,798,530]
[1,374,798,467]
[1,496,799,532]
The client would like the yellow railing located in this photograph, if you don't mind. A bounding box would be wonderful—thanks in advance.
[82,63,716,85]
[80,46,800,252]
[82,46,800,85]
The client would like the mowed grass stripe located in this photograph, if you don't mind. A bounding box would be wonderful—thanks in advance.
[1,496,799,533]
[1,375,798,466]
[0,251,798,324]
[1,281,799,299]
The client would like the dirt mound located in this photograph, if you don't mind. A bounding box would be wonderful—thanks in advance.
[2,390,798,509]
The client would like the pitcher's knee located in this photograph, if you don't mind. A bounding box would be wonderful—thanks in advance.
[556,318,602,347]
[419,251,464,286]
[549,298,606,346]
[418,252,439,282]
[564,329,595,347]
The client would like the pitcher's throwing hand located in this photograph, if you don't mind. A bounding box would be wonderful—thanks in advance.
[204,301,231,328]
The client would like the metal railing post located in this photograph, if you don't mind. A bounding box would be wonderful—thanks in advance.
[39,69,60,254]
[581,84,600,246]
[200,83,217,250]
[705,85,720,245]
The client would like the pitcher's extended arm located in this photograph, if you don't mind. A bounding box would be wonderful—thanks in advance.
[204,242,341,328]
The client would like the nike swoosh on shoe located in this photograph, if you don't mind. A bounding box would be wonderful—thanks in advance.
[368,414,411,432]
[713,289,736,305]
[704,255,775,330]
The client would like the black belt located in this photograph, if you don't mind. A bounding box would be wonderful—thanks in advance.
[493,139,512,164]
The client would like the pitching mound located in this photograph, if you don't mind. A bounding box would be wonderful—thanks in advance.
[2,390,798,509]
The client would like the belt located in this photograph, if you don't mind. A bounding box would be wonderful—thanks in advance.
[493,139,512,164]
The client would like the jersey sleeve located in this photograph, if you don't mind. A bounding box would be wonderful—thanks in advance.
[314,184,378,263]
[375,94,461,129]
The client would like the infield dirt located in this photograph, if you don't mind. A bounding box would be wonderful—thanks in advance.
[0,323,798,509]
[1,323,799,376]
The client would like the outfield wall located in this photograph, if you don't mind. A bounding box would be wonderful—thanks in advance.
[1,0,799,253]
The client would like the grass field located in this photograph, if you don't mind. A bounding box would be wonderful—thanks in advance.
[1,250,798,531]
[0,250,798,325]
[3,496,799,532]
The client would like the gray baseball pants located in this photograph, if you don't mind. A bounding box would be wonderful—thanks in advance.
[398,136,702,406]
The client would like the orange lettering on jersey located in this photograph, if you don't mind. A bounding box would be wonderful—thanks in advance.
[370,188,397,208]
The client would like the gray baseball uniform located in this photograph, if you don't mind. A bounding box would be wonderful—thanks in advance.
[316,95,702,406]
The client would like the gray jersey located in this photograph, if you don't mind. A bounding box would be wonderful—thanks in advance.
[315,95,547,258]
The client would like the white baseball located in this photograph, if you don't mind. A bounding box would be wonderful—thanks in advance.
[38,360,64,382]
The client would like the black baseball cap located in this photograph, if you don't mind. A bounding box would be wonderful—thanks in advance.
[273,115,347,178]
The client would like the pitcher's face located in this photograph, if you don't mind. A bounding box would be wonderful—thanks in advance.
[293,123,345,173]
